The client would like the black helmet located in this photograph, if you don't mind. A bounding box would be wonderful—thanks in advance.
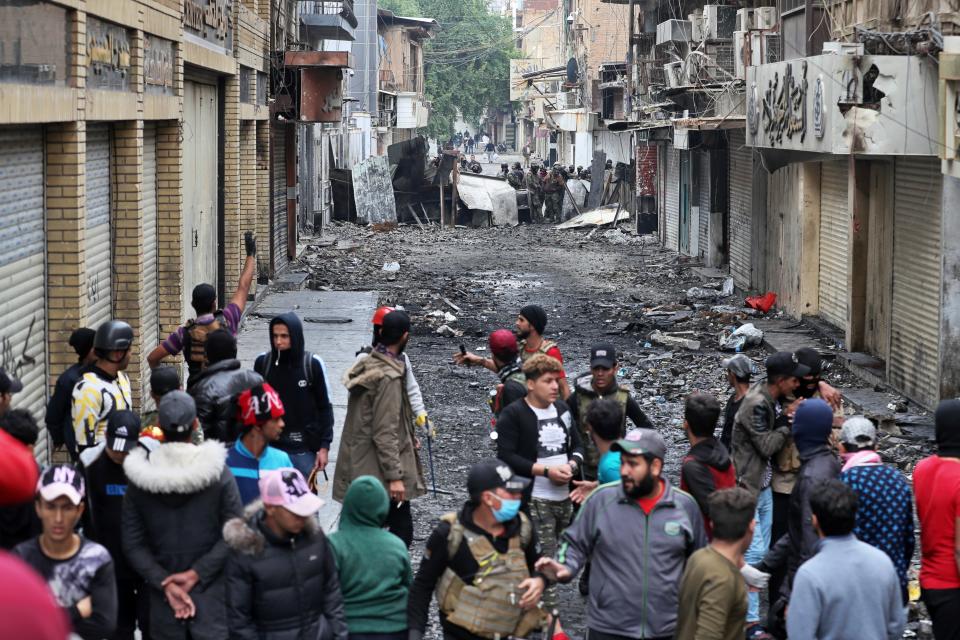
[94,320,134,352]
[512,162,521,170]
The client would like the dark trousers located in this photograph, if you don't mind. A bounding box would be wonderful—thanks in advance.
[923,588,960,640]
[114,578,150,640]
[769,490,791,604]
[385,500,413,548]
[588,629,671,640]
[350,633,406,640]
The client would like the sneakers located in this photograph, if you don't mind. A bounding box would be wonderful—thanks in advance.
[745,624,773,640]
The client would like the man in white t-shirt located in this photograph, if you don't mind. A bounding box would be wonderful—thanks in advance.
[496,353,584,611]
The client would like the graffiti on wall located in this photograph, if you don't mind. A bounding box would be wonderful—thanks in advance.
[0,315,38,382]
[761,60,808,146]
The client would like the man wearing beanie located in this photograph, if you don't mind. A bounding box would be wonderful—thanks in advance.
[914,398,960,640]
[45,327,97,461]
[756,398,839,634]
[190,329,263,442]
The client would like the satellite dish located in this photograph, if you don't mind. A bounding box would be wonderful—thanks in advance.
[566,57,579,83]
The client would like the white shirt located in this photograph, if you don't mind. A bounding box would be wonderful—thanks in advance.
[529,402,571,501]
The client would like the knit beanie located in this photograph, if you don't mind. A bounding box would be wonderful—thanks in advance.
[792,399,834,455]
[69,328,96,360]
[519,304,547,335]
[935,399,960,457]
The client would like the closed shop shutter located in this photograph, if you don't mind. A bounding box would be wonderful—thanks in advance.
[665,146,679,251]
[272,126,288,275]
[141,124,159,406]
[0,127,47,460]
[698,151,710,259]
[890,157,941,407]
[86,124,112,329]
[728,130,752,288]
[818,160,848,328]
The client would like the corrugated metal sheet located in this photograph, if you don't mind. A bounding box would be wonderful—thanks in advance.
[141,124,159,408]
[728,130,752,288]
[665,146,679,251]
[698,151,710,259]
[272,126,288,274]
[0,126,47,461]
[818,160,848,328]
[86,124,112,329]
[890,156,941,408]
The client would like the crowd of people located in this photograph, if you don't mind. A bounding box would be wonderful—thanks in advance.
[1,238,959,640]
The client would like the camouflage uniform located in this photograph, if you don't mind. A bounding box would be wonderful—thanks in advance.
[542,170,565,223]
[525,167,544,223]
[530,497,573,609]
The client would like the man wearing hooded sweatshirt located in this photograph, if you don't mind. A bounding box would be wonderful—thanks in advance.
[335,310,424,548]
[756,399,839,635]
[329,476,411,640]
[224,468,348,640]
[914,398,960,640]
[46,327,97,460]
[122,391,243,640]
[190,330,263,442]
[680,392,736,538]
[255,312,335,479]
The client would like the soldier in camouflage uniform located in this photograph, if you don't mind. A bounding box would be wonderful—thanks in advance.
[541,164,565,224]
[525,162,544,223]
[495,354,583,610]
[507,162,525,190]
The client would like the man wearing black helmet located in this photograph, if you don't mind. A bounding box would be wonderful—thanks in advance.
[71,320,135,451]
[507,162,525,190]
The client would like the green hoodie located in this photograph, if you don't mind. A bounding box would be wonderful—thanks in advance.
[328,475,412,633]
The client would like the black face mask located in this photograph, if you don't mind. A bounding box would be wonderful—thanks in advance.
[796,377,820,399]
[622,468,657,499]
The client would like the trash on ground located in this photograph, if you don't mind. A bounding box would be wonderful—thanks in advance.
[719,323,764,352]
[649,330,701,351]
[745,291,777,313]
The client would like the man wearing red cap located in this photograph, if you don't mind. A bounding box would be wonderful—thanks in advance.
[453,329,527,422]
[227,383,294,505]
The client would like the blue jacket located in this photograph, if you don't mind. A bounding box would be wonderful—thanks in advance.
[226,440,294,505]
[787,535,904,640]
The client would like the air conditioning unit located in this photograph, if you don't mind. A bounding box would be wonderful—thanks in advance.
[689,12,704,41]
[755,7,778,29]
[734,30,747,79]
[703,4,736,40]
[657,19,693,45]
[735,8,755,31]
[664,61,684,88]
[750,31,781,65]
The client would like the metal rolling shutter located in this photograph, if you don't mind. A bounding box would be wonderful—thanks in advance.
[0,127,47,460]
[141,124,159,406]
[728,130,752,288]
[665,147,679,251]
[890,157,941,407]
[818,160,848,328]
[86,124,112,328]
[272,126,288,275]
[698,151,710,259]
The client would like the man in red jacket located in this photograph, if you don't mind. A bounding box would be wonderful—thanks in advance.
[681,392,736,538]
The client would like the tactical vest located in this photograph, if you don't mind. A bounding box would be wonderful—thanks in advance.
[182,311,225,380]
[519,339,557,363]
[435,512,544,640]
[576,385,629,478]
[488,370,527,417]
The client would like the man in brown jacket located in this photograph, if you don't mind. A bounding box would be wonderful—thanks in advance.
[333,310,424,547]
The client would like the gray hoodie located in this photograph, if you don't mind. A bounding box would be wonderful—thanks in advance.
[557,480,707,638]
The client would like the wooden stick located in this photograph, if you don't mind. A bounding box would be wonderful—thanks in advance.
[407,203,426,231]
[561,177,583,217]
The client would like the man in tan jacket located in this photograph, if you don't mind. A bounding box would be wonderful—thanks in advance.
[333,310,424,547]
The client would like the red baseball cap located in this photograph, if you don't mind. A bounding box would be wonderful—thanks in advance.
[488,329,519,358]
[237,383,285,428]
[372,306,395,326]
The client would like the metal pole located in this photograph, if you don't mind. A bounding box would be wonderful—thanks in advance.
[626,0,635,119]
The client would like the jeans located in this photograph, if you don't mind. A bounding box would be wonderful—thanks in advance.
[744,486,773,623]
[287,451,316,479]
[486,151,494,163]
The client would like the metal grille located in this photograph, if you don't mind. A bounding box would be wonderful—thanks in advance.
[818,160,849,328]
[698,151,710,259]
[141,124,159,410]
[890,157,942,408]
[85,124,112,329]
[665,147,680,251]
[728,130,752,289]
[272,127,288,275]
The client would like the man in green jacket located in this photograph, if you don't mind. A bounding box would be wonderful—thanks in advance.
[333,310,425,547]
[329,476,411,639]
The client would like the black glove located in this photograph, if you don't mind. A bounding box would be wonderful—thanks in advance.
[244,232,256,257]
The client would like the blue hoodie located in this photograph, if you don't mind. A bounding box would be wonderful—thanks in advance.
[254,312,335,453]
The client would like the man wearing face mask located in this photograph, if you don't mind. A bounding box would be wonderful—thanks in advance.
[407,459,546,640]
[536,429,707,640]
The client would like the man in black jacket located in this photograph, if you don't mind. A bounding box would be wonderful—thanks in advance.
[496,353,583,611]
[454,329,526,422]
[224,468,348,640]
[122,391,243,640]
[189,329,262,442]
[45,327,96,460]
[81,410,152,640]
[567,343,653,479]
[255,312,334,479]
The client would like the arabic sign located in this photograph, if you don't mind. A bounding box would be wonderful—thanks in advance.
[510,59,542,101]
[183,0,233,52]
[144,34,174,96]
[87,17,132,91]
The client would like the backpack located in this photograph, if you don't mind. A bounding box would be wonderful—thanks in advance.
[182,311,226,378]
[258,350,315,388]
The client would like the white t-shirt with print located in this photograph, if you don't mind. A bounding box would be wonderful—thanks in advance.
[529,403,571,501]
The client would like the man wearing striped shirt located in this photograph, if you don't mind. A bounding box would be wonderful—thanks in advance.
[226,383,293,505]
